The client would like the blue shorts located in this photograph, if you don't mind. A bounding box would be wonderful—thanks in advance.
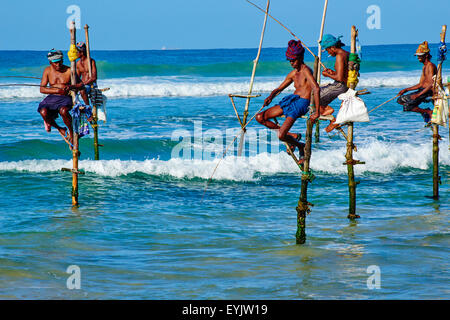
[279,94,310,119]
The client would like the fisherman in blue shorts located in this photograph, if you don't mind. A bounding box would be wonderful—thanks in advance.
[256,40,321,163]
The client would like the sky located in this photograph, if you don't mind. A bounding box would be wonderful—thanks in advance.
[0,0,449,50]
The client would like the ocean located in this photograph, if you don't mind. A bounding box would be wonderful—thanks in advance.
[0,45,449,299]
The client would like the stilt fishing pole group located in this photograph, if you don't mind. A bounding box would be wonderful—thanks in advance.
[208,1,448,244]
[61,22,109,206]
[0,21,108,207]
[2,2,448,245]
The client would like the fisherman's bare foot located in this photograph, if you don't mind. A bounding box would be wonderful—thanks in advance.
[44,120,51,132]
[286,133,302,153]
[286,143,296,153]
[321,106,334,116]
[325,120,340,133]
[422,109,432,123]
[57,127,67,138]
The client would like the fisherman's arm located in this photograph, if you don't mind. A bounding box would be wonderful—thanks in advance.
[322,67,335,79]
[263,73,293,106]
[399,83,422,96]
[305,69,321,123]
[67,73,88,91]
[67,72,90,104]
[81,59,98,86]
[86,60,98,85]
[410,84,433,100]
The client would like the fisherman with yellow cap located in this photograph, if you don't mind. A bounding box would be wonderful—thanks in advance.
[397,41,437,123]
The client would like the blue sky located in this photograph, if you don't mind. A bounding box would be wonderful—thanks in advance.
[1,0,449,50]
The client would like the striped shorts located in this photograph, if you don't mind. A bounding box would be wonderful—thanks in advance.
[319,81,348,106]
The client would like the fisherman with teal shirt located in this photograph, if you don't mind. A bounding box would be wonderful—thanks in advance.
[318,34,351,132]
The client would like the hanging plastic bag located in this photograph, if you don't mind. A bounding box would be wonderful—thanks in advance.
[97,94,107,122]
[89,88,107,122]
[70,94,92,138]
[335,88,370,124]
[431,85,449,127]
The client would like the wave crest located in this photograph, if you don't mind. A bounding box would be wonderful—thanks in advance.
[0,141,448,180]
[1,71,443,99]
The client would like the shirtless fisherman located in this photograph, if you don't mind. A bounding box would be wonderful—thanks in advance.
[317,34,350,132]
[397,41,437,123]
[38,49,89,144]
[75,42,98,96]
[256,40,320,162]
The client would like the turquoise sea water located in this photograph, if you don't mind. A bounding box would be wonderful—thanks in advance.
[0,46,449,299]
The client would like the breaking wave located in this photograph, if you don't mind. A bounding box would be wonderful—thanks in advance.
[0,141,448,181]
[1,70,446,100]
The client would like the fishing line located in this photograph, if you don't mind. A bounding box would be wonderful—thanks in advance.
[0,83,62,89]
[246,0,327,70]
[202,103,267,200]
[0,75,41,80]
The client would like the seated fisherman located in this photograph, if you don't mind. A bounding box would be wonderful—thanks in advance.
[256,40,320,163]
[318,34,350,132]
[75,42,98,96]
[397,41,437,123]
[38,49,89,144]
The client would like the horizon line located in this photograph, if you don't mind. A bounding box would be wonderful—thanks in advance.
[0,42,442,52]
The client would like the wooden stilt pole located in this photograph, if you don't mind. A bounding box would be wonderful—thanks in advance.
[432,25,447,199]
[448,79,450,151]
[69,21,79,207]
[448,80,450,151]
[314,0,329,143]
[84,24,100,160]
[432,124,439,199]
[295,57,319,244]
[346,26,360,219]
[237,0,270,156]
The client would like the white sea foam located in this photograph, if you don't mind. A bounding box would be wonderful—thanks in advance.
[1,71,447,100]
[0,141,448,180]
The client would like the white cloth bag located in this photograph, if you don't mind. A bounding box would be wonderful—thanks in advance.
[335,88,370,124]
[97,94,108,122]
[431,85,449,127]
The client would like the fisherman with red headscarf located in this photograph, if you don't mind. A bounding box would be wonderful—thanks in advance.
[256,40,320,163]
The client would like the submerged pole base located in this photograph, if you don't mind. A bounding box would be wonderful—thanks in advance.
[295,203,308,244]
[296,210,306,244]
[347,213,360,220]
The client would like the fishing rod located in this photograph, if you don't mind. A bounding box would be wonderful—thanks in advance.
[0,83,64,89]
[368,94,399,114]
[246,0,327,70]
[0,75,41,80]
[202,102,268,199]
